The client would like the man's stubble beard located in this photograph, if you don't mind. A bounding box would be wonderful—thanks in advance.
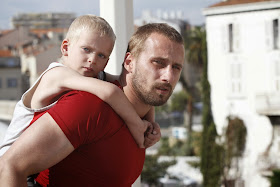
[131,67,173,106]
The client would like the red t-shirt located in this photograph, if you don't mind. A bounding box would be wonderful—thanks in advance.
[34,90,145,187]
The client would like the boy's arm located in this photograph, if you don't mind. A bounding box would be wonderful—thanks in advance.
[143,107,161,148]
[52,68,149,148]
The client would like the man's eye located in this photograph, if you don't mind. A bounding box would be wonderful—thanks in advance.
[173,65,182,71]
[83,48,90,52]
[154,60,163,65]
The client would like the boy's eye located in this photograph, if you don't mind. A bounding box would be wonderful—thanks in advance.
[98,54,106,59]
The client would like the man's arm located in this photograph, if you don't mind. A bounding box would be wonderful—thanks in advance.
[0,112,74,187]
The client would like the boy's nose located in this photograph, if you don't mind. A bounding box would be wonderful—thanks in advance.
[88,55,97,64]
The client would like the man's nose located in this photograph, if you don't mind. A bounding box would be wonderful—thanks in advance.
[161,66,174,83]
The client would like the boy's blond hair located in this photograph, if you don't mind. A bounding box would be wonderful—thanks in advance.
[66,14,116,44]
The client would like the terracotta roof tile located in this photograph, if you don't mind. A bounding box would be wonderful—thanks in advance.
[0,29,13,36]
[210,0,279,8]
[30,28,68,37]
[0,49,12,57]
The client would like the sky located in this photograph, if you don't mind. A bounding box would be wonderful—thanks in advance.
[0,0,221,30]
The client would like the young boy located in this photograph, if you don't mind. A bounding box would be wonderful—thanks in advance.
[0,15,159,156]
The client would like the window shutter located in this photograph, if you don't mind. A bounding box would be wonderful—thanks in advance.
[234,23,240,52]
[222,24,229,53]
[265,20,273,51]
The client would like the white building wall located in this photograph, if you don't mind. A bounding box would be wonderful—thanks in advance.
[205,5,280,187]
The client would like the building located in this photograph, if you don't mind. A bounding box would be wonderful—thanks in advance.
[0,26,67,98]
[0,57,22,100]
[134,9,190,35]
[203,0,280,186]
[11,12,75,29]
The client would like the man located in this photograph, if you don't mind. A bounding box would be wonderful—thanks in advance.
[0,23,185,187]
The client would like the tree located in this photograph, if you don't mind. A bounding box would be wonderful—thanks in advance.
[170,90,188,112]
[222,117,247,186]
[141,154,176,186]
[199,26,223,187]
[266,169,280,187]
[181,26,205,156]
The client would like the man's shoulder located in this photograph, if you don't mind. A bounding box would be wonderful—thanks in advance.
[60,90,103,102]
[58,90,112,111]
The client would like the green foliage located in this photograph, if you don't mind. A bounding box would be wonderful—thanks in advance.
[157,137,192,157]
[141,155,176,186]
[266,169,280,187]
[225,117,247,165]
[201,122,223,187]
[170,90,188,112]
[219,117,247,185]
[155,103,170,114]
[191,131,203,156]
[157,137,172,155]
[197,26,223,187]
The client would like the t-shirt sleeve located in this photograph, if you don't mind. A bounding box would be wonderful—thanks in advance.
[47,91,107,149]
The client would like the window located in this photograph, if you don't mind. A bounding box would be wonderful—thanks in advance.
[273,19,279,49]
[7,78,18,88]
[229,23,233,52]
[273,59,280,92]
[59,34,64,41]
[230,62,242,94]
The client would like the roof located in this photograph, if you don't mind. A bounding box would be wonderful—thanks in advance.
[30,28,68,37]
[209,0,279,8]
[0,50,12,57]
[0,29,13,36]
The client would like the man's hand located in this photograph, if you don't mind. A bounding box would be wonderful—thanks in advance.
[144,122,161,148]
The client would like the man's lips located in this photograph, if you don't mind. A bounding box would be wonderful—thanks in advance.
[156,85,171,94]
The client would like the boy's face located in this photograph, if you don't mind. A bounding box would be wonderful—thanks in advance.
[62,30,114,77]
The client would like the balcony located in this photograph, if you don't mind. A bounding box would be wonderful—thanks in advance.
[255,93,280,116]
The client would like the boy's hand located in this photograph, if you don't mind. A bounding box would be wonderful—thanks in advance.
[134,120,152,148]
[144,122,161,148]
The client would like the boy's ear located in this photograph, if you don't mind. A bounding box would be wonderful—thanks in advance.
[123,52,133,73]
[61,39,69,56]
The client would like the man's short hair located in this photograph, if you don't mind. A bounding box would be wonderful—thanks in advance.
[65,14,116,44]
[127,23,184,58]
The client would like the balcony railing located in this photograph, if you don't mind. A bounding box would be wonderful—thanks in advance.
[255,93,280,115]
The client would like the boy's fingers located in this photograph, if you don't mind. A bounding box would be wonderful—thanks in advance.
[151,122,161,136]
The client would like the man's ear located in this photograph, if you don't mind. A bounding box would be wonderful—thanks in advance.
[61,39,69,56]
[123,52,133,73]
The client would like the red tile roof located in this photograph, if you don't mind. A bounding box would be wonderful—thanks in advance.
[0,29,13,36]
[0,49,12,57]
[30,28,68,37]
[210,0,279,8]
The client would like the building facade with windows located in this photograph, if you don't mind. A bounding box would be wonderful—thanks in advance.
[11,13,75,29]
[203,0,280,186]
[0,57,22,100]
